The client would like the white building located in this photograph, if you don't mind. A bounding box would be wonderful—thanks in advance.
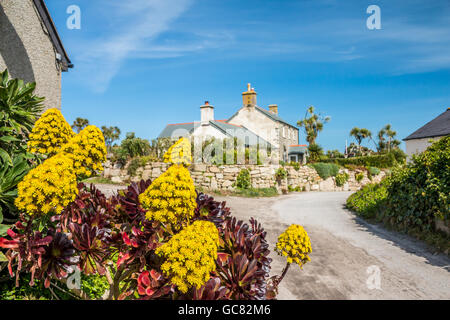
[158,84,306,163]
[403,108,450,161]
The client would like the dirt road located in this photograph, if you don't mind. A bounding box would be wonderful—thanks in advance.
[214,192,450,300]
[95,184,449,299]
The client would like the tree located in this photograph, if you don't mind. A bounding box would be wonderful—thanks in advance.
[71,117,89,133]
[383,124,397,152]
[101,126,121,151]
[297,106,330,145]
[307,144,323,163]
[326,149,344,158]
[349,127,372,155]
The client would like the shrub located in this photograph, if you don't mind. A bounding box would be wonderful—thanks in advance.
[346,182,388,219]
[275,167,287,180]
[384,136,449,231]
[368,166,380,176]
[310,162,339,180]
[28,108,75,157]
[127,157,142,177]
[0,69,43,163]
[234,169,251,189]
[324,151,405,168]
[335,172,349,187]
[114,132,151,160]
[355,172,364,183]
[289,161,300,170]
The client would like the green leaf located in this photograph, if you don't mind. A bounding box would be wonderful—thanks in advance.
[0,224,10,237]
[0,148,12,166]
[0,251,7,262]
[0,207,3,224]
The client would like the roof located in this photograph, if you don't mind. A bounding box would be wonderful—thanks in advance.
[158,122,195,138]
[210,121,273,147]
[158,120,273,147]
[288,145,308,154]
[403,108,450,141]
[255,106,298,129]
[32,0,73,71]
[227,105,298,129]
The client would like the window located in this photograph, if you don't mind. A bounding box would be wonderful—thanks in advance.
[282,127,286,138]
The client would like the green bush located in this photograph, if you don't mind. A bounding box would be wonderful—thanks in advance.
[335,172,349,187]
[324,151,405,168]
[346,182,388,219]
[368,167,380,176]
[355,172,364,183]
[384,136,449,231]
[234,169,251,189]
[275,167,287,180]
[289,161,300,171]
[310,162,339,180]
[346,137,450,253]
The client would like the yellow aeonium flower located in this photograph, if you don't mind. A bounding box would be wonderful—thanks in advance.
[275,224,312,268]
[156,220,219,293]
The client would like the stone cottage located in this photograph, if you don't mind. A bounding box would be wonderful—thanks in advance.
[158,84,306,163]
[0,0,72,110]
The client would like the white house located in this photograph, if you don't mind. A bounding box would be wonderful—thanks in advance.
[403,108,450,161]
[158,84,305,163]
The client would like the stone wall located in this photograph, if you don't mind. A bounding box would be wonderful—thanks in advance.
[102,161,386,193]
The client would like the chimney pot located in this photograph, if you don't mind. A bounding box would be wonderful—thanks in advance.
[200,101,214,125]
[268,104,278,114]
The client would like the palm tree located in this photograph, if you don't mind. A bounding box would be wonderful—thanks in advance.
[297,106,330,145]
[101,126,121,151]
[71,117,89,133]
[383,124,397,152]
[350,127,372,155]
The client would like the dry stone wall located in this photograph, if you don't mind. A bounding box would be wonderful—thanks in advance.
[102,161,386,192]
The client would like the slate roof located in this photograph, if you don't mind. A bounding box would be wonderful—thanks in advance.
[32,0,73,71]
[227,106,298,130]
[254,106,298,129]
[288,145,308,154]
[403,108,450,141]
[158,122,195,138]
[158,120,273,147]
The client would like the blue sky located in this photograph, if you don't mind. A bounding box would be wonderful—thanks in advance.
[46,0,450,152]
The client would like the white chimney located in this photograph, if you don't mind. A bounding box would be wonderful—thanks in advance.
[200,101,214,125]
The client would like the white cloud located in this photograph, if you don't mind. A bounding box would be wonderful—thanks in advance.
[74,0,194,92]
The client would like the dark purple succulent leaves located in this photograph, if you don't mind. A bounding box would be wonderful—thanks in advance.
[214,217,272,300]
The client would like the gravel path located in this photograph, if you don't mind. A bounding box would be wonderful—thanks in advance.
[95,184,450,300]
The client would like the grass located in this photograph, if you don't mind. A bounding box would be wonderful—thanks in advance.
[198,186,279,198]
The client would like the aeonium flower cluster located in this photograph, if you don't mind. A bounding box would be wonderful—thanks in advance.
[15,153,78,216]
[275,224,312,268]
[27,108,75,156]
[139,164,197,225]
[61,125,107,178]
[155,220,219,293]
[163,137,192,166]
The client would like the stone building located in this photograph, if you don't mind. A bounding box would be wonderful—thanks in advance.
[158,84,304,163]
[0,0,72,110]
[403,108,450,162]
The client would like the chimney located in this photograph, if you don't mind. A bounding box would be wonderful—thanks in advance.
[242,83,257,107]
[200,101,214,125]
[268,104,278,114]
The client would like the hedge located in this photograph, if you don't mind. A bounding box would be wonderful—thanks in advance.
[324,150,406,168]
